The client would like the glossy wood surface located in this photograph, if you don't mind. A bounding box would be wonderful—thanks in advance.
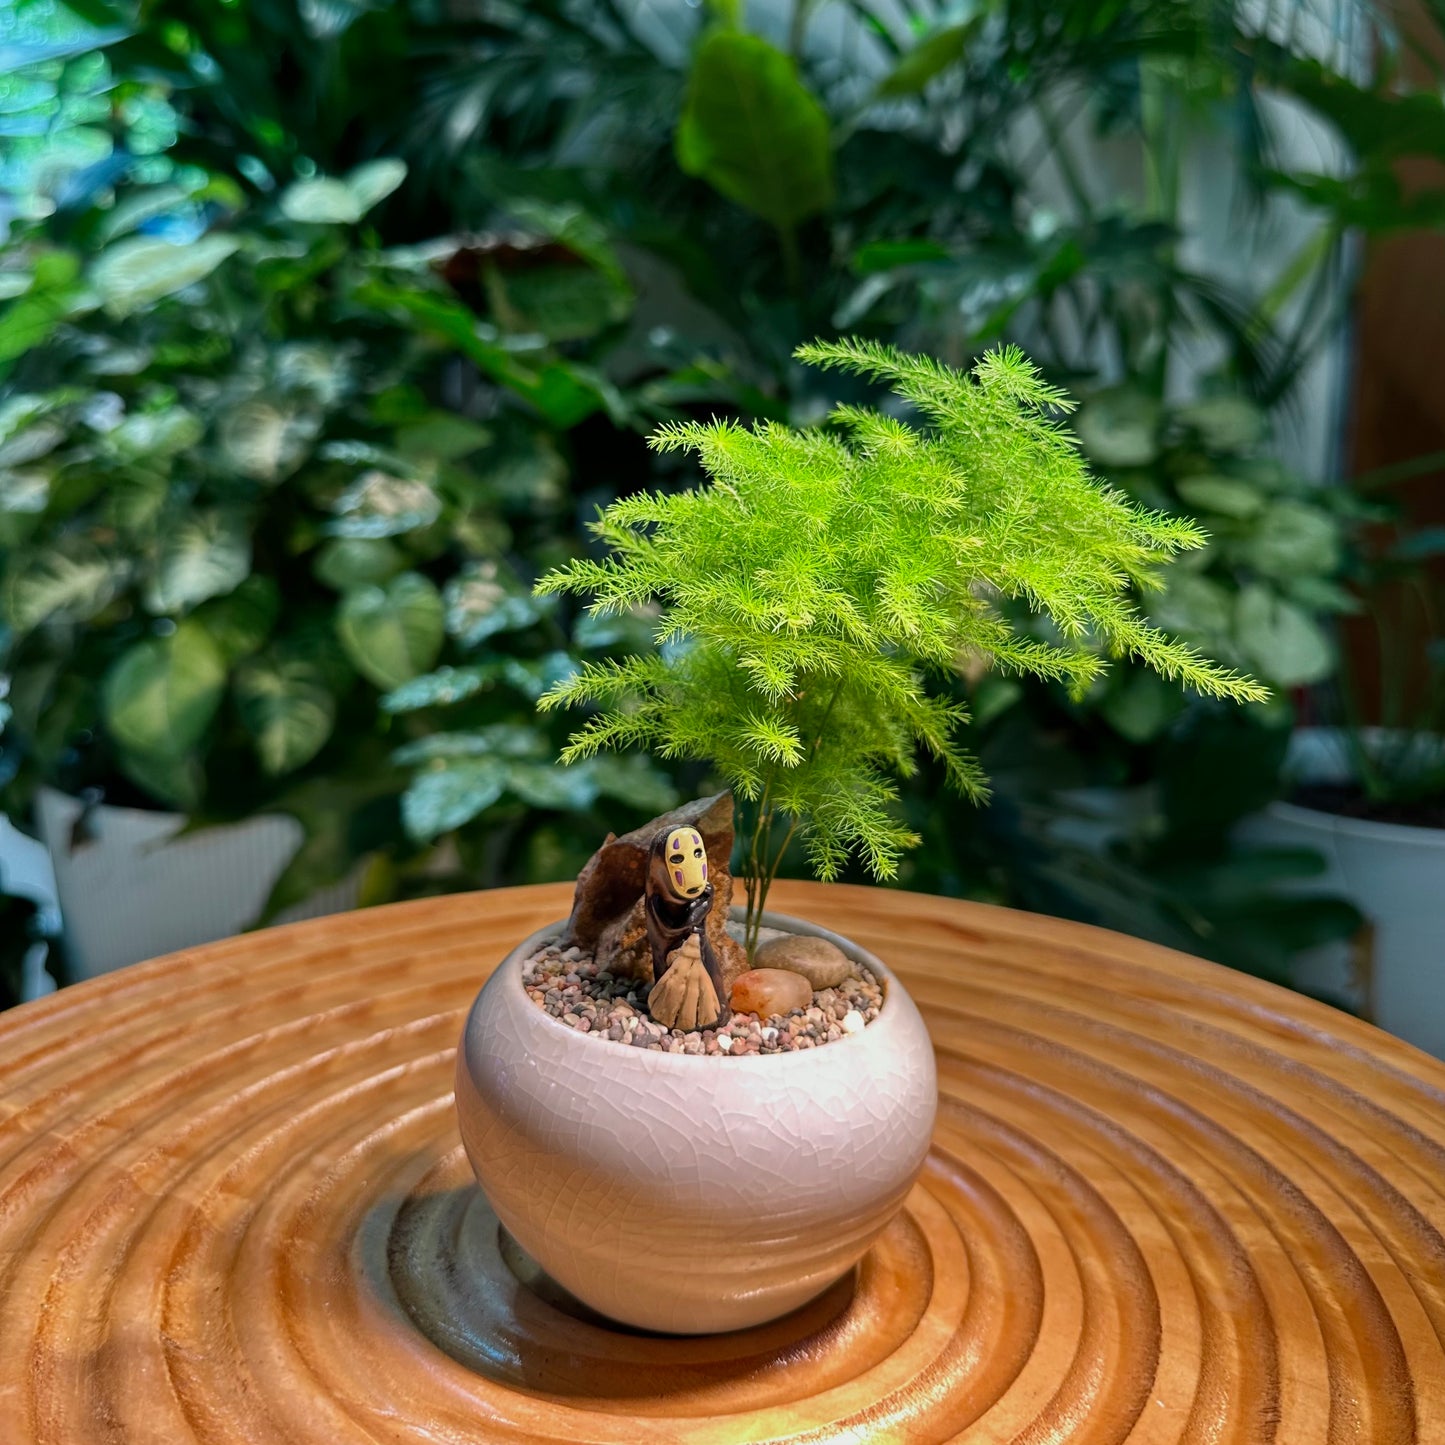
[2,880,1444,1443]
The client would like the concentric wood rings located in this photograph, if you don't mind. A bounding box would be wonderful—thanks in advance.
[2,880,1443,1441]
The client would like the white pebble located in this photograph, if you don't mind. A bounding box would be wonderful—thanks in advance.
[717,1034,734,1053]
[760,1027,778,1044]
[841,1010,866,1035]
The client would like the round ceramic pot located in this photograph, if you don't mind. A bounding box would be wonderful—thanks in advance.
[454,908,937,1334]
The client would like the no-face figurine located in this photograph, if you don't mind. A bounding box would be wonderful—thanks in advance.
[644,827,729,1029]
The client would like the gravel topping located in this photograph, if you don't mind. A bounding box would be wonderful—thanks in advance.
[522,940,883,1055]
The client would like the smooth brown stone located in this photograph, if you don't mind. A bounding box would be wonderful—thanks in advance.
[729,966,813,1018]
[2,877,1444,1443]
[755,933,854,990]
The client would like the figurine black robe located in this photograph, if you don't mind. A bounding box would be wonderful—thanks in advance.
[644,829,729,1024]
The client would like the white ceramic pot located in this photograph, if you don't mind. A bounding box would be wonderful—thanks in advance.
[455,909,937,1335]
[1239,729,1445,1059]
[34,787,361,980]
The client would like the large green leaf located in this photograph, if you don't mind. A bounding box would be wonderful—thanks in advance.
[1175,474,1266,520]
[1235,584,1333,687]
[876,16,982,98]
[401,757,508,842]
[4,543,122,632]
[110,407,205,461]
[313,537,406,590]
[443,560,544,645]
[102,622,227,757]
[115,747,204,811]
[279,177,363,224]
[91,235,241,317]
[344,158,408,214]
[1074,389,1161,468]
[675,31,834,231]
[145,511,252,615]
[380,665,497,713]
[1099,668,1188,743]
[234,656,337,775]
[336,571,444,690]
[0,280,88,364]
[326,466,441,539]
[1238,501,1341,579]
[217,400,319,482]
[279,159,407,224]
[193,576,280,663]
[505,760,600,810]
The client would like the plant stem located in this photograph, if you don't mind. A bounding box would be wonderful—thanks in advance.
[1139,59,1181,398]
[788,0,820,59]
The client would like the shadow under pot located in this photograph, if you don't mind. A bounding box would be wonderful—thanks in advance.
[454,908,937,1335]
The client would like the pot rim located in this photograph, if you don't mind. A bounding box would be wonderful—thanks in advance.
[492,905,912,1069]
[1266,798,1445,850]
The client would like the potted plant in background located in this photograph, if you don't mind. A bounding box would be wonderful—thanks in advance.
[1242,488,1445,1057]
[453,338,1263,1334]
[18,0,1442,1006]
[0,160,662,977]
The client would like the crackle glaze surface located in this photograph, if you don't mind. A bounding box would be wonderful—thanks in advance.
[3,880,1445,1443]
[455,910,937,1333]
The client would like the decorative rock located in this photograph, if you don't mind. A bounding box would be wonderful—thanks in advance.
[754,933,854,990]
[841,1009,866,1035]
[559,792,747,988]
[729,968,813,1019]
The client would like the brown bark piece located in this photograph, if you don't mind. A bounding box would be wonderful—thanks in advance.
[595,897,650,981]
[647,934,722,1031]
[562,792,747,989]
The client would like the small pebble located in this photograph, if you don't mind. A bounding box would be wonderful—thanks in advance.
[521,936,883,1056]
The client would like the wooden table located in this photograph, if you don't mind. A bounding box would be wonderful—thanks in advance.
[2,881,1444,1443]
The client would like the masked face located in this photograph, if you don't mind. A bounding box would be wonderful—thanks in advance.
[664,828,708,899]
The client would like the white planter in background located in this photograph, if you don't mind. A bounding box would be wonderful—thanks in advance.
[1240,730,1445,1060]
[33,787,360,980]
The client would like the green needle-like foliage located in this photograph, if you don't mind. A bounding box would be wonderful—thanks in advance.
[538,339,1266,947]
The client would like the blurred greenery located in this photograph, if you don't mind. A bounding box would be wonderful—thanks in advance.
[5,0,1445,989]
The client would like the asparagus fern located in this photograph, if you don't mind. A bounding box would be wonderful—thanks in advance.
[538,339,1266,950]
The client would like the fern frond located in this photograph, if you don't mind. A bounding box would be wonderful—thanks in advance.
[535,337,1265,891]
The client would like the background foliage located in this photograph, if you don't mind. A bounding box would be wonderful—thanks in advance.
[5,0,1445,988]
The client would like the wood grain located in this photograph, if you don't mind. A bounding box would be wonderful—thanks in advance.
[2,880,1444,1443]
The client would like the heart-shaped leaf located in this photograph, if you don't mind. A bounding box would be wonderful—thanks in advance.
[234,656,337,774]
[345,158,408,215]
[102,622,227,757]
[1074,389,1161,468]
[336,571,444,690]
[443,559,544,644]
[1235,584,1333,687]
[279,177,363,224]
[401,757,508,841]
[193,576,280,663]
[145,511,252,615]
[4,543,122,632]
[313,537,406,590]
[380,665,497,713]
[1175,474,1265,519]
[91,234,241,317]
[676,31,834,232]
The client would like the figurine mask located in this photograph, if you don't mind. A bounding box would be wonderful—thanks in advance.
[662,828,708,899]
